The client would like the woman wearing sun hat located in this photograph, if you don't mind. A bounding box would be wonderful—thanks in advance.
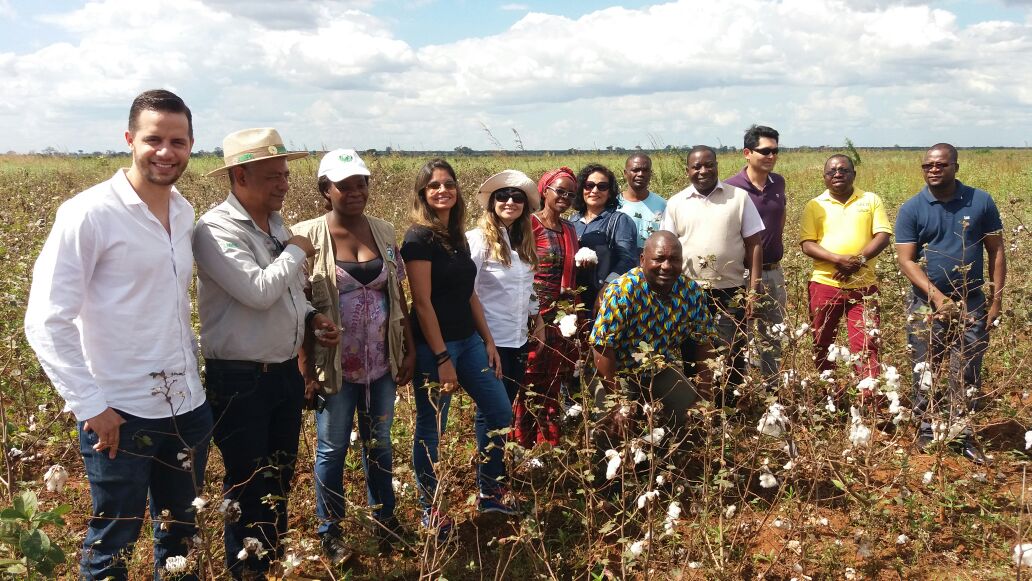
[292,149,416,559]
[401,159,516,536]
[466,170,545,405]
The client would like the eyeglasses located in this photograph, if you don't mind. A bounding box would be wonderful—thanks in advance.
[751,147,779,156]
[583,181,611,192]
[921,162,954,172]
[824,167,854,176]
[426,180,458,191]
[547,185,576,199]
[493,191,527,204]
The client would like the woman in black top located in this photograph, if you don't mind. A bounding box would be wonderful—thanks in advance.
[401,159,516,536]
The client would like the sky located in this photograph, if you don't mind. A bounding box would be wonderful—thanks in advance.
[1,0,1031,153]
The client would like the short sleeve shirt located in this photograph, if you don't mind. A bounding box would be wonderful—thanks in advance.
[617,192,667,251]
[724,168,786,265]
[799,190,893,289]
[894,181,1003,299]
[401,225,476,344]
[589,268,715,370]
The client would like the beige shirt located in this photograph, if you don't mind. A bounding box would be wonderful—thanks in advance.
[193,193,312,363]
[660,181,764,289]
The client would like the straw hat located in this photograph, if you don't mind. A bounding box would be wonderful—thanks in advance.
[206,127,309,177]
[476,170,540,211]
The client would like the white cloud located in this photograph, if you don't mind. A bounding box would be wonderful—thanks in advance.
[2,0,1032,152]
[500,3,529,11]
[0,0,14,19]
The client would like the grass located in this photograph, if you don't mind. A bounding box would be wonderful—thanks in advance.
[2,149,1032,579]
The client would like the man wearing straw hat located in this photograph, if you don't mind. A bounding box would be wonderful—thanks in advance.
[193,128,340,578]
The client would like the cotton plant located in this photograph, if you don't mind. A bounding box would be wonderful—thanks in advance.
[848,407,872,447]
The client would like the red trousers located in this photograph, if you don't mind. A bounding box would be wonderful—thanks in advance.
[808,282,880,378]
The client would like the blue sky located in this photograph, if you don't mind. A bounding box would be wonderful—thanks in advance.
[1,0,1031,153]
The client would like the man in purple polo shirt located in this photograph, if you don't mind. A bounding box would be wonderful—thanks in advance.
[724,125,787,390]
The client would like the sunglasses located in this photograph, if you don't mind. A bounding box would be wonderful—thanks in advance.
[921,162,954,172]
[583,181,611,192]
[751,147,779,156]
[547,185,576,199]
[493,190,528,204]
[426,180,458,191]
[824,167,854,177]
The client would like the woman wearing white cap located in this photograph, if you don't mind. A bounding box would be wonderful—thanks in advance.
[466,170,545,404]
[401,159,516,537]
[293,149,416,559]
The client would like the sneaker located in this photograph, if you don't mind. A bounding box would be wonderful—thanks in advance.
[420,507,454,539]
[320,533,353,565]
[478,493,519,516]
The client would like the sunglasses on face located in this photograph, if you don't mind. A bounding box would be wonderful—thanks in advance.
[751,147,779,156]
[824,167,854,177]
[493,190,528,204]
[583,181,611,192]
[921,162,954,172]
[547,185,576,199]
[426,180,458,191]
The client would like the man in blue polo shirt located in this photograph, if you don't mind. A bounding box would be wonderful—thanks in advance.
[724,125,787,390]
[895,143,1006,464]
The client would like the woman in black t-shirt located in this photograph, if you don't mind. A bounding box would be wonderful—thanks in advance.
[401,159,516,536]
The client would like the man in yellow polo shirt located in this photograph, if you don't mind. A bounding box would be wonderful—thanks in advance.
[800,155,892,386]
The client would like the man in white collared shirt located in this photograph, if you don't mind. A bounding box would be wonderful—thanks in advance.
[192,128,339,579]
[25,90,211,580]
[661,145,764,409]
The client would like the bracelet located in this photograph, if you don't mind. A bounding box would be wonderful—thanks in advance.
[305,310,318,328]
[434,350,451,365]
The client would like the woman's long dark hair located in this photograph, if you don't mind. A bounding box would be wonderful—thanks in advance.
[572,163,620,215]
[410,158,467,251]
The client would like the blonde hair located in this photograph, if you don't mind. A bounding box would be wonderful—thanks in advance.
[410,159,467,251]
[477,192,538,269]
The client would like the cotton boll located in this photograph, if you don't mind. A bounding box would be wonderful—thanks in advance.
[757,402,788,438]
[896,534,909,545]
[566,403,583,418]
[642,427,666,445]
[724,504,737,519]
[559,314,578,338]
[637,490,659,509]
[164,555,189,574]
[882,366,900,388]
[628,539,646,557]
[575,247,598,267]
[1014,544,1032,567]
[919,371,933,391]
[759,472,778,489]
[848,407,872,447]
[922,471,934,485]
[1025,430,1032,451]
[43,464,67,493]
[604,449,622,480]
[825,396,837,414]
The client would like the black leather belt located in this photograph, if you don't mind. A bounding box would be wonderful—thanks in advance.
[205,357,298,374]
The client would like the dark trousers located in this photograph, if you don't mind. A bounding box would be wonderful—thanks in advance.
[907,291,989,441]
[683,287,746,408]
[206,358,304,579]
[78,403,212,581]
[496,343,530,404]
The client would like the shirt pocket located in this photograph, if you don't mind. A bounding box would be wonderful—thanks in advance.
[309,273,334,311]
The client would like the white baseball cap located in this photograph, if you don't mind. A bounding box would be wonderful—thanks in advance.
[318,148,371,182]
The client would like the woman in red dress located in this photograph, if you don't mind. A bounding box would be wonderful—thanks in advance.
[515,167,581,448]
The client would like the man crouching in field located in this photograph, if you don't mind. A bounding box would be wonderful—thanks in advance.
[590,231,715,442]
[24,90,213,580]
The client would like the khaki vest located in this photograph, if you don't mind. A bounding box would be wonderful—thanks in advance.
[291,215,406,394]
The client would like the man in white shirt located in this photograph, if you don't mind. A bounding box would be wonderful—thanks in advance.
[661,145,764,409]
[25,90,211,580]
[193,128,339,578]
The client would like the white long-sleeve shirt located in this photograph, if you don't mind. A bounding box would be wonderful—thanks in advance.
[24,170,205,421]
[192,194,312,363]
[466,227,538,348]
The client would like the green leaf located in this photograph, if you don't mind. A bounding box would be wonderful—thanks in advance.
[831,479,847,492]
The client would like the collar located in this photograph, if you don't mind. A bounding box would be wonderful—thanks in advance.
[817,189,860,205]
[112,169,187,217]
[683,181,727,199]
[222,192,285,231]
[920,180,967,204]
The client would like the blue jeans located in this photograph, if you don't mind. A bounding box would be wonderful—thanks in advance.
[78,402,213,581]
[412,333,513,509]
[206,359,304,579]
[314,373,397,537]
[907,291,989,440]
